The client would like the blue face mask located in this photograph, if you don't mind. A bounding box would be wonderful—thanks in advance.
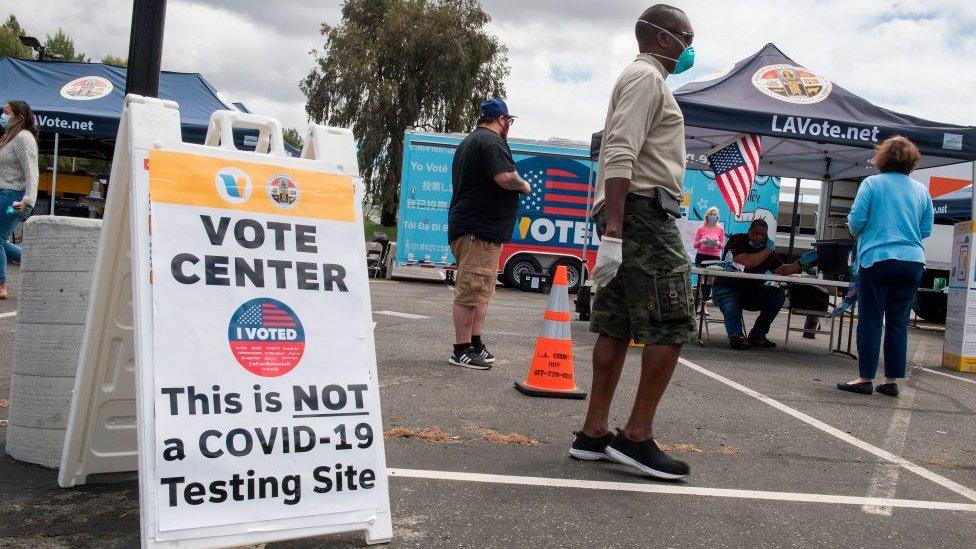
[748,239,765,249]
[638,20,696,74]
[0,113,10,131]
[707,215,718,223]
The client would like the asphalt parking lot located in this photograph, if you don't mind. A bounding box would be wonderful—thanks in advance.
[2,265,975,548]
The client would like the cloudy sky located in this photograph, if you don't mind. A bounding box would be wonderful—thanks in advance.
[5,0,975,142]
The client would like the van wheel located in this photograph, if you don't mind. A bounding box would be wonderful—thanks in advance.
[503,255,542,288]
[552,258,584,294]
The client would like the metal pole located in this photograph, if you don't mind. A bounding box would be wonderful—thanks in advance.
[971,161,976,222]
[51,132,59,215]
[788,176,801,258]
[124,0,168,97]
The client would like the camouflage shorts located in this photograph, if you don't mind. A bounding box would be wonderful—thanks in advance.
[590,194,695,345]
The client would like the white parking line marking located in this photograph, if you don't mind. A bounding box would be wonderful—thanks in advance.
[387,469,976,511]
[374,310,431,320]
[0,311,16,319]
[864,343,927,516]
[862,387,916,515]
[914,366,976,385]
[677,357,976,503]
[863,384,917,515]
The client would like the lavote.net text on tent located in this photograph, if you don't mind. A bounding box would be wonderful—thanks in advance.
[148,151,387,531]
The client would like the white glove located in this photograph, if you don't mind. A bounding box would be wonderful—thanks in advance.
[590,236,623,288]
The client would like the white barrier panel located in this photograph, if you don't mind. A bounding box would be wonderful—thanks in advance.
[7,216,102,468]
[59,96,392,547]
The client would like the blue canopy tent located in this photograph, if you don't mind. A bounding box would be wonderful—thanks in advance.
[589,43,976,263]
[0,57,299,159]
[675,44,976,180]
[933,185,973,224]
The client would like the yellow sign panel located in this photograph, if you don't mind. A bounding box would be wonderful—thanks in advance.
[148,149,355,222]
[942,352,976,373]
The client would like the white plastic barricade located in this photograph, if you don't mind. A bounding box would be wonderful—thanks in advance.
[58,95,393,547]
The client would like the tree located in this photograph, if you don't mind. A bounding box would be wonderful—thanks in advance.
[302,0,509,226]
[44,28,88,62]
[0,15,33,59]
[283,127,304,151]
[101,54,127,67]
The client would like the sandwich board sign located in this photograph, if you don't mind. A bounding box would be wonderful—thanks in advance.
[58,95,393,547]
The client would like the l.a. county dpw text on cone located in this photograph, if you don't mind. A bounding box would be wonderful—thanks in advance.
[515,265,587,399]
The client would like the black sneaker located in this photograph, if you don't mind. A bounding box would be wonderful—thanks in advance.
[569,431,614,461]
[449,347,490,370]
[729,335,750,350]
[474,345,496,364]
[605,430,690,480]
[747,335,777,349]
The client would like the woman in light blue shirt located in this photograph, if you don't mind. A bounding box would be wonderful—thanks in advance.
[837,136,933,398]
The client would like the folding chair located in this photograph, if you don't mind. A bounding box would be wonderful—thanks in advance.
[784,303,836,351]
[695,283,744,345]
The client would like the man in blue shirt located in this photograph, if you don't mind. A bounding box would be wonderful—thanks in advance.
[712,219,802,350]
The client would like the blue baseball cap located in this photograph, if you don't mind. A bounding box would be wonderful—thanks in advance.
[479,98,515,119]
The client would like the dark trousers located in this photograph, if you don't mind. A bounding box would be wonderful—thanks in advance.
[711,284,786,339]
[856,260,924,379]
[694,252,721,302]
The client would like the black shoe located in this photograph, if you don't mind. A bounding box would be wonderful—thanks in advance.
[474,345,496,364]
[747,335,777,349]
[836,381,873,395]
[876,383,900,397]
[449,347,490,370]
[729,335,750,350]
[569,431,614,461]
[605,429,690,480]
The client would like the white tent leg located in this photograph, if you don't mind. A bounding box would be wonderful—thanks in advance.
[51,132,59,215]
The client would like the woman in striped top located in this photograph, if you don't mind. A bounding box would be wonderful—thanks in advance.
[0,100,40,300]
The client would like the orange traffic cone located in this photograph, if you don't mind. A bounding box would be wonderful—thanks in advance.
[515,266,587,399]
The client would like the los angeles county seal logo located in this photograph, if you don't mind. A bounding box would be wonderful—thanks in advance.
[751,64,832,105]
[60,76,113,101]
[267,173,301,209]
[228,298,305,377]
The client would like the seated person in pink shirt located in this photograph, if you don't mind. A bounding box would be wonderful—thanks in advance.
[693,206,724,303]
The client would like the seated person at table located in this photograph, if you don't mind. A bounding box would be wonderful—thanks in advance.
[711,219,802,350]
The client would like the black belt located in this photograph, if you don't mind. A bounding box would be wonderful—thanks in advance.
[628,188,682,219]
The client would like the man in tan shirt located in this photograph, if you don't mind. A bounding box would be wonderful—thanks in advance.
[569,4,696,480]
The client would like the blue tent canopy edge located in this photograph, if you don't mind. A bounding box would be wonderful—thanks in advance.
[0,57,298,158]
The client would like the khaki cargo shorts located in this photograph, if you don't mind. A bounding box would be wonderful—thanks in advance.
[450,234,502,307]
[590,194,696,345]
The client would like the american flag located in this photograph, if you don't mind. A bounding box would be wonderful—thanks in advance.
[236,302,296,328]
[707,134,762,215]
[522,167,592,218]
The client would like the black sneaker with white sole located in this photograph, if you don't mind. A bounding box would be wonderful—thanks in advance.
[474,345,496,364]
[569,431,614,461]
[605,429,690,480]
[448,347,491,370]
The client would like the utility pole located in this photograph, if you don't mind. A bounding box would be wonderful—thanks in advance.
[124,0,168,97]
